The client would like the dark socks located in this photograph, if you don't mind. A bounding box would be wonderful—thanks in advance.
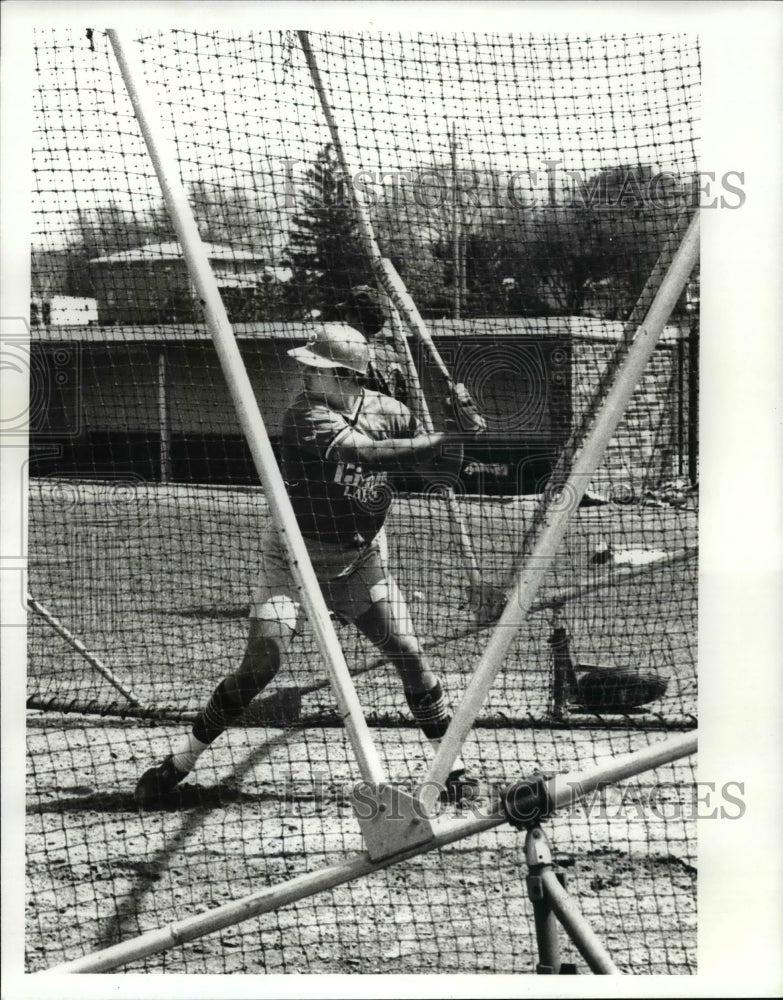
[192,675,262,744]
[405,681,450,740]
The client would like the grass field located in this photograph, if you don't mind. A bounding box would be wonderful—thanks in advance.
[25,480,698,974]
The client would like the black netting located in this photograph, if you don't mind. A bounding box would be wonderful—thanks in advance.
[28,29,699,974]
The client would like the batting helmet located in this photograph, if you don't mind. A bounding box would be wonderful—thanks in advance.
[288,323,370,375]
[337,285,386,336]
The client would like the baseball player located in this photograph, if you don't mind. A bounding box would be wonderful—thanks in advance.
[135,323,484,807]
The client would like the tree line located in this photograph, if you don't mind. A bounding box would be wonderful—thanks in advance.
[32,144,696,324]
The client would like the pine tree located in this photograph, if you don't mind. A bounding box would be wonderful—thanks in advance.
[283,144,371,319]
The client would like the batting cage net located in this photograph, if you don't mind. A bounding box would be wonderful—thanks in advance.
[27,29,698,974]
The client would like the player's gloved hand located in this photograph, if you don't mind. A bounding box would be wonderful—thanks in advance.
[448,383,487,436]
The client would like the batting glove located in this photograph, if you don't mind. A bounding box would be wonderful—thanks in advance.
[448,383,487,435]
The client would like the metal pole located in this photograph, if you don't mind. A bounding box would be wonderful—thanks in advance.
[45,731,695,974]
[530,885,561,974]
[297,33,454,387]
[107,30,386,786]
[157,346,171,483]
[297,27,496,619]
[27,594,142,707]
[45,807,506,974]
[548,730,697,812]
[525,827,563,973]
[421,214,700,806]
[382,268,489,596]
[385,295,435,433]
[540,868,621,974]
[534,207,695,510]
[677,331,685,477]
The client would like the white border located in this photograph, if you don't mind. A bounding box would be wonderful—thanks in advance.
[2,2,782,997]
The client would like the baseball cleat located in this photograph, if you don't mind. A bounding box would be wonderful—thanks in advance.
[134,754,189,806]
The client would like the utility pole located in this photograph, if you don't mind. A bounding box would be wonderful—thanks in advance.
[450,122,461,319]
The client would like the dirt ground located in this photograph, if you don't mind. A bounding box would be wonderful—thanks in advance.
[26,715,696,974]
[25,485,698,974]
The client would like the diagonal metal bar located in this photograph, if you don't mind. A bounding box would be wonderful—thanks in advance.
[44,731,695,974]
[420,213,700,810]
[107,30,386,786]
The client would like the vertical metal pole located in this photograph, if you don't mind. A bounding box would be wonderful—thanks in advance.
[530,882,561,974]
[107,29,386,786]
[677,332,685,477]
[525,829,563,974]
[539,869,621,974]
[549,623,572,719]
[524,826,620,975]
[157,346,171,484]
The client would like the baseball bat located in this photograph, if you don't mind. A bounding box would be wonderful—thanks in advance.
[297,33,458,394]
[375,259,455,387]
[382,287,506,622]
[298,33,505,623]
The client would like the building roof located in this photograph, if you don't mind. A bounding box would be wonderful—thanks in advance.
[30,316,687,345]
[213,266,292,286]
[89,241,265,264]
